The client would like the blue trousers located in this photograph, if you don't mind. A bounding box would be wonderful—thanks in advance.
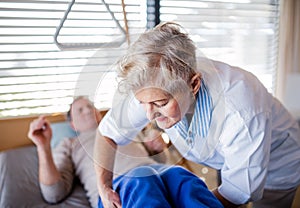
[98,165,223,208]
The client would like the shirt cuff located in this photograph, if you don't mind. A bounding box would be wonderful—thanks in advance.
[218,178,250,205]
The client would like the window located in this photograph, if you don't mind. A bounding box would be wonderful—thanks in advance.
[160,0,280,93]
[0,0,147,117]
[0,0,280,118]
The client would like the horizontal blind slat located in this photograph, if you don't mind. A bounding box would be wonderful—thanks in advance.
[0,0,146,117]
[160,0,279,94]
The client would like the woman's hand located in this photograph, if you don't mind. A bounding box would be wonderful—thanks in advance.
[99,185,121,208]
[28,115,52,149]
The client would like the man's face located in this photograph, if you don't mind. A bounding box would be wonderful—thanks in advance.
[70,98,100,132]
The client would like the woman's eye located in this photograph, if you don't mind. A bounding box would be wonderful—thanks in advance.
[155,101,168,108]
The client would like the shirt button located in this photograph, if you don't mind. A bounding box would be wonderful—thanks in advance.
[188,131,193,137]
[186,137,194,146]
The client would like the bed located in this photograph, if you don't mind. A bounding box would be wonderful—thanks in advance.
[0,121,92,208]
[0,119,221,207]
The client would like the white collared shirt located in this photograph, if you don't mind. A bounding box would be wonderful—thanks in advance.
[99,59,300,204]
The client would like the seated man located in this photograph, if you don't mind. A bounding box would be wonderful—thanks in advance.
[29,96,222,208]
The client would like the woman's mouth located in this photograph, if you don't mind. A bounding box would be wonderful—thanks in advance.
[155,116,167,122]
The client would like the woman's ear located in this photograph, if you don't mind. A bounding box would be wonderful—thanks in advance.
[190,73,201,96]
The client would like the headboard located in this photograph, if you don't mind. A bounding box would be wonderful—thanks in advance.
[0,110,108,152]
[0,114,66,151]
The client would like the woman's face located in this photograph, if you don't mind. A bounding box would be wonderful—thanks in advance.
[135,87,193,129]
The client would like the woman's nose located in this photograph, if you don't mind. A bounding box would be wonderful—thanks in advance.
[144,103,156,120]
[144,104,161,120]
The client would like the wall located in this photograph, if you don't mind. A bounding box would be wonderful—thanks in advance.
[0,110,108,152]
[0,114,66,151]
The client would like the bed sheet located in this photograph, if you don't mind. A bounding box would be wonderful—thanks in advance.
[0,145,91,208]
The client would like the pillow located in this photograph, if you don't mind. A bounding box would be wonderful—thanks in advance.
[50,121,78,148]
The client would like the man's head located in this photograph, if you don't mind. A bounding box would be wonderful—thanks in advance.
[68,96,102,133]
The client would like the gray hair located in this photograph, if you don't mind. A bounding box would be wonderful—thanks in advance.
[116,22,197,95]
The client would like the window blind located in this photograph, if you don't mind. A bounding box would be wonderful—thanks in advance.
[159,0,280,93]
[0,0,280,118]
[0,0,147,117]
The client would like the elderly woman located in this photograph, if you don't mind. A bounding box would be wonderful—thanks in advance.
[94,22,300,208]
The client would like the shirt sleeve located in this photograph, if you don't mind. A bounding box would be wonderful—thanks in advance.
[218,111,272,205]
[99,94,149,145]
[40,138,75,203]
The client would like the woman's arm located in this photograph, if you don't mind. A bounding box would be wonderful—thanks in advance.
[94,130,121,208]
[212,188,239,208]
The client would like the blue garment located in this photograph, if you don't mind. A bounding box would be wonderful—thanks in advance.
[98,165,223,208]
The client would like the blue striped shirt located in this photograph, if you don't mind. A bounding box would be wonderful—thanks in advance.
[174,81,212,146]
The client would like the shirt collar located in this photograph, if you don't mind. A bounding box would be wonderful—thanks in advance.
[193,79,213,137]
[174,80,213,139]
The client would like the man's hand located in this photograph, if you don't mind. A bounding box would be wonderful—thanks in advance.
[28,115,52,148]
[28,115,61,186]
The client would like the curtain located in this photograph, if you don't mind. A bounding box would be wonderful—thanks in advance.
[276,0,300,100]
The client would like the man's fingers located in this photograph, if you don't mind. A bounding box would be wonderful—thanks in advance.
[32,116,48,131]
[28,116,49,140]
